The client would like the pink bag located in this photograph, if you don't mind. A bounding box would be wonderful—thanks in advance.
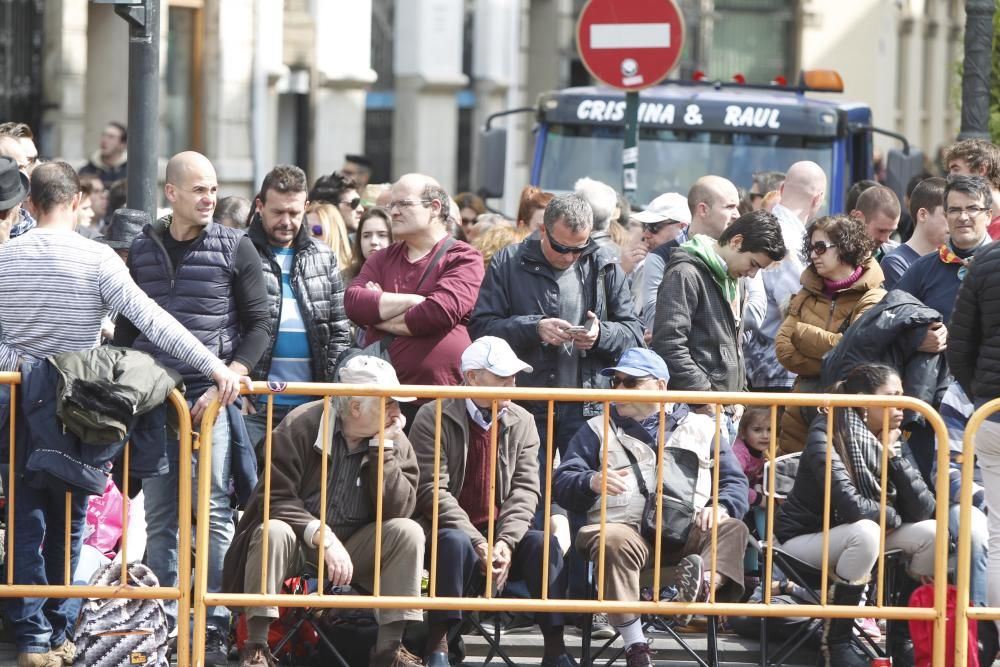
[83,478,125,560]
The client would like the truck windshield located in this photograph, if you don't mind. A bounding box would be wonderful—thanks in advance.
[538,123,836,209]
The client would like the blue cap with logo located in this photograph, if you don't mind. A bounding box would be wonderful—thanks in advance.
[600,348,669,381]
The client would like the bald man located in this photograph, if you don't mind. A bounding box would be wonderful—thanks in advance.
[745,161,827,392]
[344,173,485,427]
[687,175,740,239]
[113,151,271,666]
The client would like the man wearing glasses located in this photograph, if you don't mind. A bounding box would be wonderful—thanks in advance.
[634,192,690,330]
[896,174,994,325]
[469,192,643,636]
[344,172,485,428]
[553,347,749,667]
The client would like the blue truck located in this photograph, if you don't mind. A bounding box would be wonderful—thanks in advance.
[478,74,921,214]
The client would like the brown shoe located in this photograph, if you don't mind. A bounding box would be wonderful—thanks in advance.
[16,652,62,667]
[369,643,423,667]
[238,642,276,667]
[50,640,75,666]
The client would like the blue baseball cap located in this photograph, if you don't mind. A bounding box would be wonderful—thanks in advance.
[601,348,669,381]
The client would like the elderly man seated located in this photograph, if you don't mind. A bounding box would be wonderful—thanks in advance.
[552,348,749,667]
[221,356,425,667]
[409,336,576,667]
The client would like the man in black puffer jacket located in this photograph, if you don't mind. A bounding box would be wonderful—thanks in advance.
[245,164,351,447]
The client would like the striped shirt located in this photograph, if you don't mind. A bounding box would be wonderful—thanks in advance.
[0,226,223,378]
[268,248,311,406]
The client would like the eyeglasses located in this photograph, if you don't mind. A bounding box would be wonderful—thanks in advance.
[945,205,990,219]
[610,374,653,389]
[340,197,362,210]
[806,240,838,256]
[388,199,431,210]
[545,228,592,255]
[642,220,682,234]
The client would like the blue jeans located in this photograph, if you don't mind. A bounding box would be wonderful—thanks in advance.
[950,503,989,606]
[6,479,88,653]
[143,410,232,631]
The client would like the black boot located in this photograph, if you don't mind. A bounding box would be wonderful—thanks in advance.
[816,580,870,667]
[886,576,919,667]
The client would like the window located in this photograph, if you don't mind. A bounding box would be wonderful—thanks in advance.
[165,2,204,155]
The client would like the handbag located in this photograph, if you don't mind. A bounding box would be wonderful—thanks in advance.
[336,237,456,374]
[621,443,699,550]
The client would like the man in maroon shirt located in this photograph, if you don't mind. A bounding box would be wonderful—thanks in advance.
[409,337,574,667]
[344,173,485,424]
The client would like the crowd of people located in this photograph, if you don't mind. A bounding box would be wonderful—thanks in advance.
[1,117,1000,667]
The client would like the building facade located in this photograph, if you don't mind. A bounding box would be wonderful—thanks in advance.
[4,0,967,211]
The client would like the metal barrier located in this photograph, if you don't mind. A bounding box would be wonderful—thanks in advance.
[192,382,952,667]
[954,397,1000,667]
[0,372,196,667]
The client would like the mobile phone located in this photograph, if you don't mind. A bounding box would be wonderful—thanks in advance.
[564,325,587,334]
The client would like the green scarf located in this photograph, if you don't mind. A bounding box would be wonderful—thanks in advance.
[682,234,737,302]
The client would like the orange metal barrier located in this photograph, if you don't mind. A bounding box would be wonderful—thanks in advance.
[191,382,952,667]
[0,372,196,667]
[954,397,1000,667]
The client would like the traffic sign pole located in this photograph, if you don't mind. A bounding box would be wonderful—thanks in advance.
[623,91,639,205]
[576,0,684,205]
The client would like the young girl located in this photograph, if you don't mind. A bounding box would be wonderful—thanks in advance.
[733,406,771,507]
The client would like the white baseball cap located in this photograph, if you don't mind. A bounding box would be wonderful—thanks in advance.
[461,336,533,377]
[338,355,416,402]
[632,192,691,225]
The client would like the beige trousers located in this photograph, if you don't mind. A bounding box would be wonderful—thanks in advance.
[242,518,425,625]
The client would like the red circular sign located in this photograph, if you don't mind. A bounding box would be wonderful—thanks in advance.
[576,0,685,91]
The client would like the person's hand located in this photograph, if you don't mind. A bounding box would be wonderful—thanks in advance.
[885,428,903,457]
[643,328,653,346]
[323,536,354,586]
[382,413,406,442]
[621,242,648,274]
[192,386,219,424]
[474,541,490,574]
[537,318,573,345]
[696,504,729,531]
[210,365,253,407]
[918,322,947,353]
[241,400,257,416]
[572,311,600,350]
[365,281,383,293]
[492,541,513,592]
[589,468,631,495]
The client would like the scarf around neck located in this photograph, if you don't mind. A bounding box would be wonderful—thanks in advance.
[682,234,736,302]
[939,236,989,281]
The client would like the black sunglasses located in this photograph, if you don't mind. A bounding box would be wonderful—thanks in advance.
[546,228,592,255]
[806,240,838,256]
[642,220,681,234]
[610,374,652,389]
[340,197,362,210]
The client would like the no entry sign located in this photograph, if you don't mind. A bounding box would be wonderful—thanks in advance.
[576,0,685,91]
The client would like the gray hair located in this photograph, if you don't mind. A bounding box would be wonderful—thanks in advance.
[573,177,617,231]
[421,183,451,222]
[332,394,380,417]
[543,193,593,234]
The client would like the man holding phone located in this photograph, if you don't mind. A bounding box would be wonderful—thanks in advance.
[222,355,425,667]
[469,193,643,637]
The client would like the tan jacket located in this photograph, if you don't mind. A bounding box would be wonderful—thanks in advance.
[222,400,420,594]
[775,257,886,452]
[410,398,539,549]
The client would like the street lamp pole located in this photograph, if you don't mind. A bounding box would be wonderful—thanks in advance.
[959,0,995,140]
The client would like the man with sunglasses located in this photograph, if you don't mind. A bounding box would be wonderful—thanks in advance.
[633,192,690,330]
[0,123,39,239]
[469,192,643,635]
[553,348,749,667]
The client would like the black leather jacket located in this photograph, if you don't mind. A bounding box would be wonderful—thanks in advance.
[775,414,936,544]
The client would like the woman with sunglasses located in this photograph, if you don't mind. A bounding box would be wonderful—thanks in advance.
[305,201,353,272]
[775,214,886,454]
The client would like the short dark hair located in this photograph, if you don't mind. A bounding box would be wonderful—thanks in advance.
[944,173,994,212]
[258,164,308,203]
[420,183,451,222]
[344,154,372,170]
[0,122,33,139]
[908,177,946,222]
[718,209,787,261]
[30,161,80,214]
[109,122,127,144]
[805,214,873,268]
[944,139,1000,190]
[308,171,357,204]
[107,178,127,216]
[214,195,252,228]
[845,179,878,213]
[752,170,785,193]
[855,185,900,221]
